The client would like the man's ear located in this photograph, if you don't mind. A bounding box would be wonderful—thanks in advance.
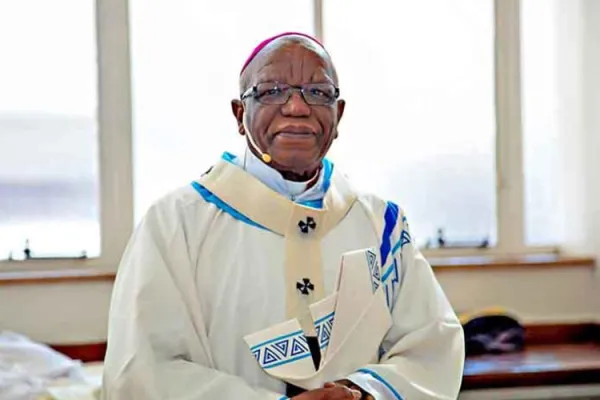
[336,99,346,122]
[334,99,346,139]
[231,100,245,136]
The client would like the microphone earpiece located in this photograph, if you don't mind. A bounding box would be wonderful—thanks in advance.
[243,119,272,164]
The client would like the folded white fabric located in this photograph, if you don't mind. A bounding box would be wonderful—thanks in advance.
[244,248,392,390]
[0,331,85,400]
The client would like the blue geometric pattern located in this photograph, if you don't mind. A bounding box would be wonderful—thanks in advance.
[382,258,400,309]
[262,347,280,366]
[366,249,381,293]
[290,337,309,356]
[314,312,335,350]
[272,339,289,357]
[401,230,411,246]
[250,331,311,370]
[319,322,332,347]
[380,209,412,311]
[391,230,411,256]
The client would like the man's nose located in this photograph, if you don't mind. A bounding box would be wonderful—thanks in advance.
[281,90,311,117]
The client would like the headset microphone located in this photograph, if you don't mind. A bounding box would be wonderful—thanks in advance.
[243,119,271,163]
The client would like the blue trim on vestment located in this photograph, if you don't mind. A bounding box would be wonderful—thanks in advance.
[379,202,399,266]
[356,368,404,399]
[249,330,304,351]
[190,181,268,230]
[191,152,333,228]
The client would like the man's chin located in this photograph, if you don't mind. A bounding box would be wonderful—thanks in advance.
[269,151,321,180]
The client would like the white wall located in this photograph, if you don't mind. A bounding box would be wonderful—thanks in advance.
[438,265,600,323]
[0,282,113,343]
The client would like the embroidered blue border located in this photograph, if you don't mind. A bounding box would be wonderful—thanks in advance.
[314,311,335,350]
[250,330,304,351]
[250,330,312,370]
[365,248,381,293]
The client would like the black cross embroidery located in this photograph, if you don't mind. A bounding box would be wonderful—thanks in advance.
[296,278,314,295]
[298,216,317,233]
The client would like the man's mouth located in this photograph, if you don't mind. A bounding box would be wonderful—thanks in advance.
[276,131,314,138]
[273,126,318,138]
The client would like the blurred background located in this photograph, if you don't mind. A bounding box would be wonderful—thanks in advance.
[0,1,599,399]
[3,0,592,257]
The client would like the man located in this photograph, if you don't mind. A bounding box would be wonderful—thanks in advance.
[103,32,464,400]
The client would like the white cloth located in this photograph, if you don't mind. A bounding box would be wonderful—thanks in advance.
[102,154,464,400]
[0,331,85,400]
[231,147,325,202]
[243,248,394,393]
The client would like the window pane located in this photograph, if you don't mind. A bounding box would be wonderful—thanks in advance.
[521,0,565,246]
[131,0,314,219]
[324,0,496,247]
[0,1,99,260]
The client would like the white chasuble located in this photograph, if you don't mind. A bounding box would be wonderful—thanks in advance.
[102,153,465,400]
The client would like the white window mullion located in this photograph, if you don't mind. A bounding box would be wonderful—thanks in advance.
[313,0,324,42]
[494,0,525,254]
[96,0,134,269]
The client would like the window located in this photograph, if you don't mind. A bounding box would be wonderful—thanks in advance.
[0,0,99,260]
[521,0,565,246]
[323,0,496,248]
[1,0,567,271]
[130,0,314,219]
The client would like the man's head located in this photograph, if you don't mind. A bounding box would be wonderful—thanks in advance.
[231,33,345,181]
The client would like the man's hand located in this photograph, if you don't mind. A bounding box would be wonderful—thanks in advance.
[329,380,375,400]
[291,384,362,400]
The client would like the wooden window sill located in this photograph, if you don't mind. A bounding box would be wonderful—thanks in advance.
[0,268,116,286]
[0,254,594,286]
[431,254,595,271]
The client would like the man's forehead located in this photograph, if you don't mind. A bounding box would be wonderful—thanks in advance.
[240,35,337,89]
[261,35,327,60]
[251,37,329,70]
[240,33,327,74]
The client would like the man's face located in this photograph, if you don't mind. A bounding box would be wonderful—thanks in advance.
[232,39,345,180]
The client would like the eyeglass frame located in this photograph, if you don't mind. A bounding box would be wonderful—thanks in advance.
[240,81,340,106]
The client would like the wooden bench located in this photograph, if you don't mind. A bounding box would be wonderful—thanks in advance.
[462,323,600,390]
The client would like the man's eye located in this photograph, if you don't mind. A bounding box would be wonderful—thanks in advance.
[264,87,283,96]
[310,89,328,97]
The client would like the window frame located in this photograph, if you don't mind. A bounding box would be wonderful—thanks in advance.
[317,0,556,258]
[0,0,557,273]
[0,0,133,272]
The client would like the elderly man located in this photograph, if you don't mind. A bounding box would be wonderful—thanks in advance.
[103,32,464,400]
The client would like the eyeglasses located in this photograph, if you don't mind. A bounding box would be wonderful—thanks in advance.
[240,82,340,106]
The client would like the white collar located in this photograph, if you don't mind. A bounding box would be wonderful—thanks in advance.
[231,147,326,203]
